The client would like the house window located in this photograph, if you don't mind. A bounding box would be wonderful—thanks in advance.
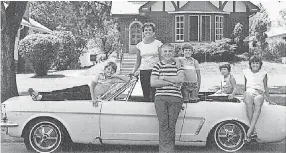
[175,15,184,42]
[215,16,223,41]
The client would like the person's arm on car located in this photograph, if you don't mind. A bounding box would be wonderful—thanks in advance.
[228,75,237,99]
[131,48,141,75]
[195,60,201,92]
[263,74,275,104]
[110,74,130,82]
[89,74,99,101]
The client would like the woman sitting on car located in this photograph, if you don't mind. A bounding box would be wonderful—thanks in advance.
[28,62,130,107]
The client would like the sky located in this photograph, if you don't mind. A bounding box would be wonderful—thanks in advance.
[252,1,286,23]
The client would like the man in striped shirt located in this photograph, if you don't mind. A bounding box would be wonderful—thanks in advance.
[151,43,185,153]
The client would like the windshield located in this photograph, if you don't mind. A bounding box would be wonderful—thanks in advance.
[100,76,138,101]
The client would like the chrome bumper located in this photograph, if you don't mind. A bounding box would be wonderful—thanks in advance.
[1,120,18,127]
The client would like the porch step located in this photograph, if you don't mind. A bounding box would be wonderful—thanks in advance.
[119,53,137,75]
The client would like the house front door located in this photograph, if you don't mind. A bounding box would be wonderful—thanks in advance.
[129,21,142,53]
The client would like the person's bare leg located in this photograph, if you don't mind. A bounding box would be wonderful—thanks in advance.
[247,95,264,138]
[244,93,254,138]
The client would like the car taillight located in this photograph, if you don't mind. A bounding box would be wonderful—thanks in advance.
[1,104,8,123]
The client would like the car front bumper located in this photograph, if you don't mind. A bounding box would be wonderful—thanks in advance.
[0,120,19,127]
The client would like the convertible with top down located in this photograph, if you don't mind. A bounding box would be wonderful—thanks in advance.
[1,76,285,152]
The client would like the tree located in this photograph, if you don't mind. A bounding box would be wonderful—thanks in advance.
[278,8,286,28]
[29,1,112,39]
[30,1,119,61]
[1,1,28,102]
[249,3,271,55]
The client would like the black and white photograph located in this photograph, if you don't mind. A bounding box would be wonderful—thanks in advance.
[1,0,286,153]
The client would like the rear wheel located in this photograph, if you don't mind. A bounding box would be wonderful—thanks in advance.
[211,121,246,152]
[24,119,64,153]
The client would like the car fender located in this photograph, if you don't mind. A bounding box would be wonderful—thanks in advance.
[21,113,72,140]
[206,117,248,136]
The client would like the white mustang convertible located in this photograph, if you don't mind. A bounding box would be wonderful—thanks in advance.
[1,76,285,153]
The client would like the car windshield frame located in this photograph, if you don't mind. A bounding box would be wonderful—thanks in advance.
[100,76,138,101]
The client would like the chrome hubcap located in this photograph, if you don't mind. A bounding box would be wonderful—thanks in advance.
[33,125,59,150]
[217,123,243,148]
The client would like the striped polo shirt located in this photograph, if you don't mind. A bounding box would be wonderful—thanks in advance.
[151,61,183,98]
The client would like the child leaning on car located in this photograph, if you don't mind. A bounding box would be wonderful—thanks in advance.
[214,63,237,99]
[174,43,201,103]
[28,62,130,107]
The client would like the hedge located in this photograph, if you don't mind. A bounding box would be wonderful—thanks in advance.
[174,38,236,63]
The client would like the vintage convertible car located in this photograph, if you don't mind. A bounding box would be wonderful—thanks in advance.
[1,76,286,153]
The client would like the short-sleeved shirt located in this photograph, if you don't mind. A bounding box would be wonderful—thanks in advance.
[136,39,163,70]
[243,68,267,92]
[151,61,184,98]
[178,57,200,83]
[91,73,125,97]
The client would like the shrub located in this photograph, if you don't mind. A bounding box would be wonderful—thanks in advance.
[18,34,60,76]
[263,38,286,61]
[174,38,236,63]
[52,31,81,70]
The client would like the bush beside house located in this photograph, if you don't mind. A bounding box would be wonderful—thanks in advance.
[174,38,236,63]
[18,34,60,76]
[263,38,286,62]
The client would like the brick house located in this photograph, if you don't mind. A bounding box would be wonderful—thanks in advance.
[112,1,259,54]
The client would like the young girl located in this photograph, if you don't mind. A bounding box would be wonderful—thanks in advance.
[215,63,237,99]
[243,56,275,142]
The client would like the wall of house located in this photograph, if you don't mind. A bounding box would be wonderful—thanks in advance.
[115,12,250,53]
[115,15,147,53]
[224,12,249,39]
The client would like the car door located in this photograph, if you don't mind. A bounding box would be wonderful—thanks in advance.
[100,81,186,141]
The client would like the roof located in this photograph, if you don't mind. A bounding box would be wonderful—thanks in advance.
[111,1,147,15]
[21,18,52,33]
[266,27,286,38]
[178,1,223,13]
[4,2,52,33]
[112,1,259,15]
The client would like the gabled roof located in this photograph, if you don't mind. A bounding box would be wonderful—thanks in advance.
[112,1,259,15]
[111,1,147,15]
[178,1,222,12]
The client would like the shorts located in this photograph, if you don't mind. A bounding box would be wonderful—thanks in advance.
[245,88,264,97]
[181,82,198,101]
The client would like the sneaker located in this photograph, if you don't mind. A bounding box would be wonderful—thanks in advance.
[28,88,41,101]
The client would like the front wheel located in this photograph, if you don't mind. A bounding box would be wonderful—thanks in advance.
[211,121,246,152]
[24,119,64,153]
